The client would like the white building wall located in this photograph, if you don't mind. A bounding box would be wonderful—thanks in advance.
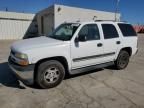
[0,5,121,40]
[37,6,54,36]
[54,4,121,28]
[37,4,121,36]
[0,11,36,40]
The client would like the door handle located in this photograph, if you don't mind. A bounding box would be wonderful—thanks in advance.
[116,41,121,45]
[97,43,103,47]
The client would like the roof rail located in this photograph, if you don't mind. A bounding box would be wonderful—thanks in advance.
[94,20,115,22]
[94,20,127,23]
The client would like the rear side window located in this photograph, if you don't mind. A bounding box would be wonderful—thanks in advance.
[118,24,137,36]
[102,24,119,39]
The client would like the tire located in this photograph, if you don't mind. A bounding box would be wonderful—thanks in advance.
[35,60,65,89]
[114,50,130,70]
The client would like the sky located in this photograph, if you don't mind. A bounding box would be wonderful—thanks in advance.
[0,0,143,24]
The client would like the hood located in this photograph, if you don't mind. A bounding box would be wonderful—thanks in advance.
[11,36,64,52]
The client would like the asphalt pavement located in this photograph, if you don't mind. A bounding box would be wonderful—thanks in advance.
[0,35,144,108]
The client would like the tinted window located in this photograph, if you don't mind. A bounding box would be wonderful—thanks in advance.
[79,25,88,37]
[118,24,137,36]
[79,24,100,41]
[102,24,119,39]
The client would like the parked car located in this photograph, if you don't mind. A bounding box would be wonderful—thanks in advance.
[8,21,138,89]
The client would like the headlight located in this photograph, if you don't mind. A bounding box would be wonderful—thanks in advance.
[14,52,29,66]
[15,53,28,59]
[11,51,29,66]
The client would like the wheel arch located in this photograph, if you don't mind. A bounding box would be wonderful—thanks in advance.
[120,47,132,56]
[34,56,69,81]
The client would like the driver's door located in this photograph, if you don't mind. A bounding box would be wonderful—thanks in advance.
[71,24,104,69]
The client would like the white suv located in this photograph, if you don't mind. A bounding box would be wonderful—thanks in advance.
[8,21,138,88]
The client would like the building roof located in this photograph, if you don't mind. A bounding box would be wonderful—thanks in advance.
[0,11,35,20]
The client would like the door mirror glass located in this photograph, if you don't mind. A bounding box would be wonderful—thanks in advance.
[74,37,79,43]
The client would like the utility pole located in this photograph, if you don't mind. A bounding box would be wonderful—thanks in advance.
[115,0,120,21]
[6,7,8,11]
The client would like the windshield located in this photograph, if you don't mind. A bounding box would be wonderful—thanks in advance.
[48,23,80,41]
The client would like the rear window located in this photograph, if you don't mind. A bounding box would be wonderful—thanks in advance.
[118,24,137,37]
[102,24,119,39]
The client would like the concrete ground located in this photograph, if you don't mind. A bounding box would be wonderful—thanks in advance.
[0,35,144,108]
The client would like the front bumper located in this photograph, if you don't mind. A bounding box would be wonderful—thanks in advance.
[8,57,35,85]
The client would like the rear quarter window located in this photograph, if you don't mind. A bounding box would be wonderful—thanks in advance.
[118,23,137,37]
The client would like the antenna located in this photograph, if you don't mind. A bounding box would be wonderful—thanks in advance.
[115,0,120,21]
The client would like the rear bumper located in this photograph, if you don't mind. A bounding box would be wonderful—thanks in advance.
[132,48,138,56]
[8,57,35,85]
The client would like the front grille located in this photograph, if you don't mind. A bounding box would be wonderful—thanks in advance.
[9,50,17,64]
[9,56,20,66]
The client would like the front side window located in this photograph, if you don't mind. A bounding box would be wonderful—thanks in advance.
[118,23,137,37]
[78,24,100,41]
[102,24,119,39]
[48,23,80,41]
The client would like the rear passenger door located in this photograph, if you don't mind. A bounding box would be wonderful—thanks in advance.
[101,23,121,62]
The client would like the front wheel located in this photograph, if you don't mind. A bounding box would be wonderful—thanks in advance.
[114,50,130,70]
[35,60,65,89]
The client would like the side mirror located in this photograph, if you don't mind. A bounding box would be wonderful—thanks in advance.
[78,35,87,42]
[75,37,79,43]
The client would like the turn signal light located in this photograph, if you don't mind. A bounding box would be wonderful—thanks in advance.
[19,60,29,66]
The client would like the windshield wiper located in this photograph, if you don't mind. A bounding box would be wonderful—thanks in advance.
[47,35,64,41]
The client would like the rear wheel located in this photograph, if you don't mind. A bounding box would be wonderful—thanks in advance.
[35,60,65,89]
[114,50,130,70]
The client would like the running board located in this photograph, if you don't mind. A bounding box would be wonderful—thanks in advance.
[70,61,114,75]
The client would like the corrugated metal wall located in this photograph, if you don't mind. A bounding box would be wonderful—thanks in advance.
[0,19,32,39]
[0,11,36,40]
